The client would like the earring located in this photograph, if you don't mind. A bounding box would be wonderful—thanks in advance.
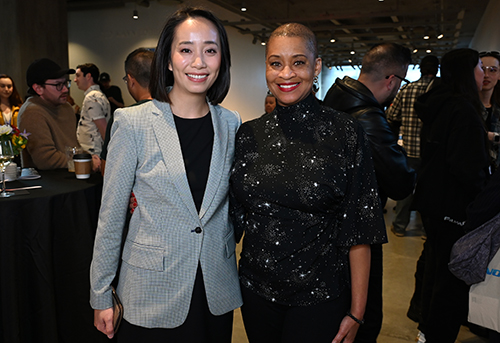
[312,76,319,93]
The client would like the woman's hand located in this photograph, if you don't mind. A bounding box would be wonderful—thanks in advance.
[332,244,370,343]
[94,308,115,339]
[331,315,361,343]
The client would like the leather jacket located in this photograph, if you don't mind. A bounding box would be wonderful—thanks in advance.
[323,76,416,201]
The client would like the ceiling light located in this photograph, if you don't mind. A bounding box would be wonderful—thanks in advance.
[350,50,355,55]
[261,41,266,46]
[423,35,430,40]
[241,2,247,11]
[330,38,336,43]
[413,49,418,53]
[426,49,432,53]
[437,34,444,39]
[132,9,139,19]
[348,58,352,63]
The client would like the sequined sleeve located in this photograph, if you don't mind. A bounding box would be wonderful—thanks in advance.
[335,118,387,247]
[229,123,257,243]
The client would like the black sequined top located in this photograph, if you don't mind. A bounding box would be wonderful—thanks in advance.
[230,93,387,306]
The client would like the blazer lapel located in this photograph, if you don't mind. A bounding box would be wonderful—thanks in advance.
[199,103,228,220]
[151,100,199,220]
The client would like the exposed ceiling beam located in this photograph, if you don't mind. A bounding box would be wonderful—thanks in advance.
[218,9,462,25]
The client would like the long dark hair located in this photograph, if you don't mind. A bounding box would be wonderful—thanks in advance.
[0,74,23,107]
[440,49,483,115]
[150,7,231,105]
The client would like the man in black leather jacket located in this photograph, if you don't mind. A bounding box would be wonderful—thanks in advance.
[323,43,416,343]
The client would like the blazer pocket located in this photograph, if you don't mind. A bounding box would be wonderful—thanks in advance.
[224,230,236,259]
[122,241,165,271]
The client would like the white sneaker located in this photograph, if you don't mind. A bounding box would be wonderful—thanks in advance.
[416,331,426,343]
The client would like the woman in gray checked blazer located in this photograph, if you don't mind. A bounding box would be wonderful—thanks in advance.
[90,7,242,342]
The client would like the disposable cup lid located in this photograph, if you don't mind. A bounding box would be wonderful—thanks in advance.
[73,153,92,159]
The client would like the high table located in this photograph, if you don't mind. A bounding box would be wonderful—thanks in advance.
[0,169,110,343]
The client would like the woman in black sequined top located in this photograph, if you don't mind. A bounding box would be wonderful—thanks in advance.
[230,23,387,343]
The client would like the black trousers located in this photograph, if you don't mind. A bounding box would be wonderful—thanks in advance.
[411,217,469,343]
[116,266,234,343]
[354,243,383,343]
[240,284,350,343]
[407,238,427,327]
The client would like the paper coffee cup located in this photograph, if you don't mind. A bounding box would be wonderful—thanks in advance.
[4,162,17,181]
[73,153,92,179]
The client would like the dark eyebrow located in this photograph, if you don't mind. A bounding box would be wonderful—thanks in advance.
[177,41,219,46]
[268,54,308,59]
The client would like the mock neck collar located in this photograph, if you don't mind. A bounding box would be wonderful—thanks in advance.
[274,93,320,121]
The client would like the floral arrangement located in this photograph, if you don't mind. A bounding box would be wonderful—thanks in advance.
[0,124,29,156]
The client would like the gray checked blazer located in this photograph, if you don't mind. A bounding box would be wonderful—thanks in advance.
[90,99,243,328]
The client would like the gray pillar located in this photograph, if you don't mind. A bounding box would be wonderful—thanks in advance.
[0,0,69,99]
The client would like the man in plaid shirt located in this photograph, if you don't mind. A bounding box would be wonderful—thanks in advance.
[387,56,439,237]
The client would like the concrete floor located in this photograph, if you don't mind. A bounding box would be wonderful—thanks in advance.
[231,199,490,343]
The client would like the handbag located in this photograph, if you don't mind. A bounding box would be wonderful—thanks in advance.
[111,286,124,333]
[448,211,500,285]
[469,247,500,333]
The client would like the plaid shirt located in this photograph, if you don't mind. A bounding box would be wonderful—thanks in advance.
[386,76,435,158]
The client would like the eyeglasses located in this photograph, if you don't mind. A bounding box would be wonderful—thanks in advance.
[479,51,500,58]
[386,74,410,84]
[122,75,128,84]
[482,66,499,74]
[43,80,71,91]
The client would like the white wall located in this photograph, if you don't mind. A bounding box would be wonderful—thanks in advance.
[470,0,500,51]
[68,0,267,122]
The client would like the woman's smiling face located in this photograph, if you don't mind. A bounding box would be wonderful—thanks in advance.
[169,17,221,98]
[265,36,321,107]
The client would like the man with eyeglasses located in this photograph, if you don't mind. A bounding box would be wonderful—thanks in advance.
[18,58,80,170]
[323,43,416,343]
[479,51,500,167]
[74,63,110,172]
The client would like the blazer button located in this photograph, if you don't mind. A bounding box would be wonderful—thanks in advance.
[194,227,202,234]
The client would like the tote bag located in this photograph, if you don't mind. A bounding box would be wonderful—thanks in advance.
[469,246,500,333]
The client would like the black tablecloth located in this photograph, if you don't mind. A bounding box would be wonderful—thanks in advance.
[0,169,110,343]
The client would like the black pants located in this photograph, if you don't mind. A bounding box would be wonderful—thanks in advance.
[116,266,233,343]
[354,243,383,343]
[241,285,350,343]
[407,235,427,327]
[412,217,469,343]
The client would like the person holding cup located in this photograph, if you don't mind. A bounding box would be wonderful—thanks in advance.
[90,7,242,342]
[230,23,387,343]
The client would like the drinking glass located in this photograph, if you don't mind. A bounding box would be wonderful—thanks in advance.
[0,137,15,198]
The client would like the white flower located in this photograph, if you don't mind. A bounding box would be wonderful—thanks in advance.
[0,125,13,136]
